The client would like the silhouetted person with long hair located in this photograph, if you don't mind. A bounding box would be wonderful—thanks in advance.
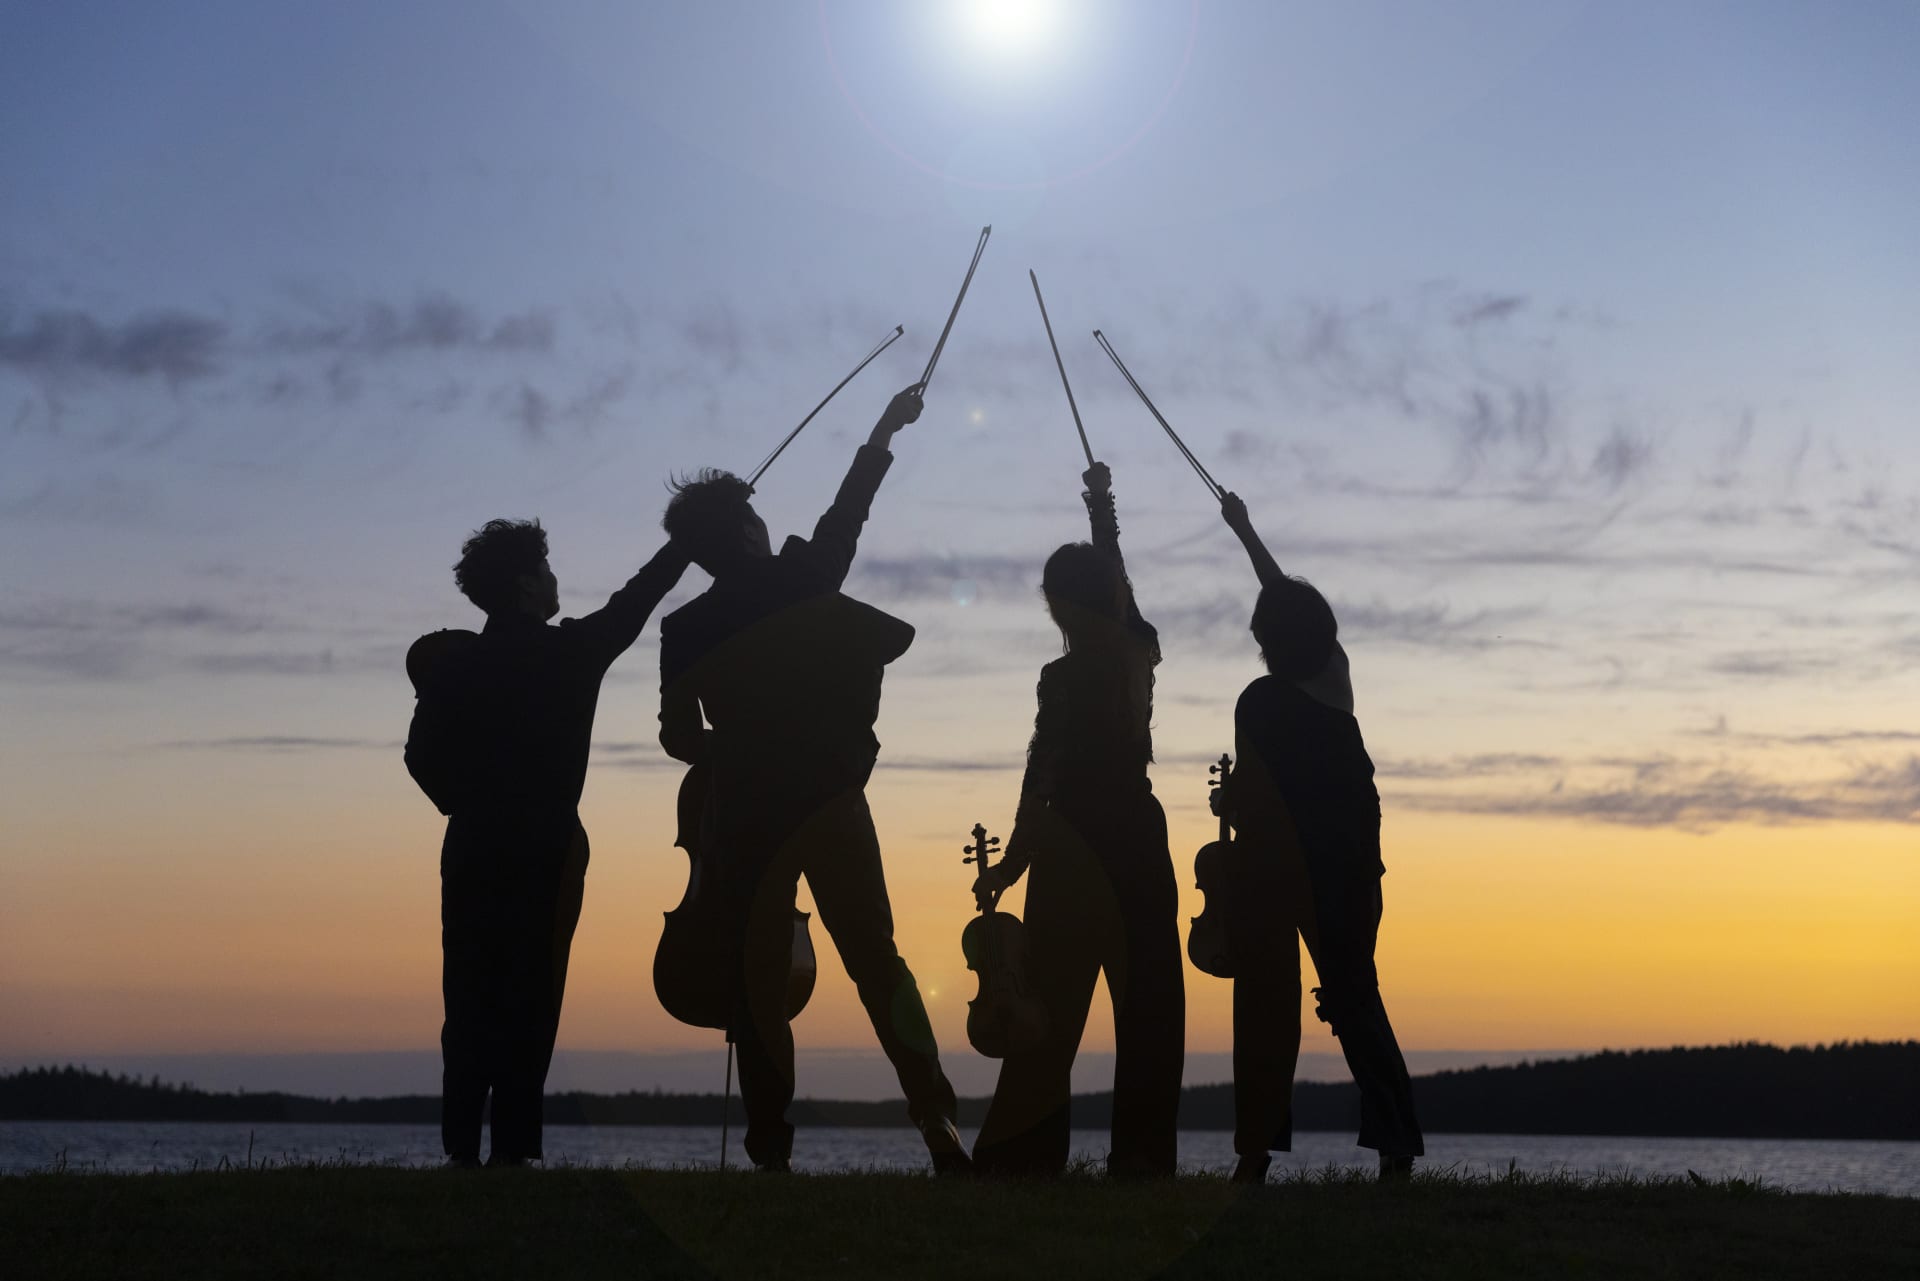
[657,384,968,1174]
[1213,492,1423,1183]
[969,462,1185,1177]
[405,519,688,1167]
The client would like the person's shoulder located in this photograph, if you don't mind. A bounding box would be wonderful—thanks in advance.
[406,629,478,694]
[1235,673,1287,714]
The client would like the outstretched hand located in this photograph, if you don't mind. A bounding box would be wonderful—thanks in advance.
[1220,490,1253,535]
[1082,460,1112,496]
[879,385,925,433]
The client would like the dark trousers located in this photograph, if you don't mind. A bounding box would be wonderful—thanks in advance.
[731,788,957,1166]
[440,810,588,1163]
[974,797,1186,1177]
[1231,834,1423,1157]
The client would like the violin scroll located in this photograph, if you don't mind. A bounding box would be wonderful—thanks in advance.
[964,824,1005,910]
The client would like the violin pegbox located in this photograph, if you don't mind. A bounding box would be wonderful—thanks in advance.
[963,823,1001,869]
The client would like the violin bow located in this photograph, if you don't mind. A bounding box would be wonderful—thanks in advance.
[1030,270,1095,470]
[745,325,906,489]
[917,225,992,393]
[1092,328,1225,501]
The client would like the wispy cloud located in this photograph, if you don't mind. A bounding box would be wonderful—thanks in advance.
[0,636,137,680]
[848,554,1039,606]
[0,600,280,637]
[155,735,397,752]
[0,472,162,527]
[0,309,226,383]
[184,651,342,676]
[1376,752,1566,780]
[500,365,635,440]
[0,596,391,682]
[259,294,555,358]
[1705,650,1844,680]
[1383,750,1920,831]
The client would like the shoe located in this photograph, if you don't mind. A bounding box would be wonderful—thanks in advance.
[486,1155,534,1169]
[754,1156,792,1174]
[445,1155,482,1170]
[1231,1154,1272,1185]
[1378,1154,1414,1183]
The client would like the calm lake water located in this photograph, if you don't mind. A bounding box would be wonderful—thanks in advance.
[4,1122,1917,1196]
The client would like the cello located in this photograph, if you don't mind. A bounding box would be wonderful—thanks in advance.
[653,763,816,1030]
[1187,753,1239,978]
[961,822,1047,1058]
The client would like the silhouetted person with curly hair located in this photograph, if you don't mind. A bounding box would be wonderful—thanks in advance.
[657,384,968,1174]
[1212,491,1423,1184]
[405,518,688,1167]
[968,461,1185,1178]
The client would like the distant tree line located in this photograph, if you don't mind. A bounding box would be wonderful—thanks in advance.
[5,1042,1915,1140]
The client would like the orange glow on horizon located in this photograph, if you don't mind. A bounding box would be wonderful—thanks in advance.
[4,746,1914,1064]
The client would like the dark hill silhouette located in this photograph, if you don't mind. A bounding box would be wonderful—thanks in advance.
[6,1041,1915,1141]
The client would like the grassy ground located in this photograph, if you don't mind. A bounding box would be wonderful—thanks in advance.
[4,1163,1917,1281]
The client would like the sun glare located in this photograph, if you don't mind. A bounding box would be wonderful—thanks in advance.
[956,0,1063,59]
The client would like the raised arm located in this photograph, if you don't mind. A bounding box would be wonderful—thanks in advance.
[786,384,924,590]
[1221,491,1284,590]
[1082,462,1159,656]
[565,539,693,669]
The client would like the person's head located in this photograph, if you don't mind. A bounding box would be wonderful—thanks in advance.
[1250,576,1337,679]
[453,518,557,621]
[662,469,769,576]
[1040,542,1127,652]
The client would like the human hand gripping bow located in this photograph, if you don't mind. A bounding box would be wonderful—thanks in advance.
[867,383,925,450]
[1220,490,1283,589]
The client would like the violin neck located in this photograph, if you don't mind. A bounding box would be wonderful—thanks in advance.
[1218,762,1232,844]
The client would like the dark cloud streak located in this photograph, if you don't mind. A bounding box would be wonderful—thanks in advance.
[0,309,226,383]
[259,294,555,359]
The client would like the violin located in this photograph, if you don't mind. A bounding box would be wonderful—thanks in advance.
[1187,753,1238,979]
[654,763,817,1030]
[961,823,1047,1059]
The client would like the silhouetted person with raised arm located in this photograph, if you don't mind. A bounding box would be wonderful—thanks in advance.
[1213,491,1423,1183]
[405,520,688,1167]
[657,384,968,1174]
[969,462,1185,1178]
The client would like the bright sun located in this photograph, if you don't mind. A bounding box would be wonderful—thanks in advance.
[956,0,1063,59]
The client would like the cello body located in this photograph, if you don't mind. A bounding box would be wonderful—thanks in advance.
[961,823,1047,1058]
[653,764,817,1030]
[1187,753,1239,979]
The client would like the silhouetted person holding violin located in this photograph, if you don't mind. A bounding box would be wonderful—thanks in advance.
[405,519,689,1168]
[657,384,968,1175]
[1213,491,1424,1183]
[969,462,1185,1178]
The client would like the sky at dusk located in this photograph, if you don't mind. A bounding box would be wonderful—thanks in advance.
[3,1,1917,1098]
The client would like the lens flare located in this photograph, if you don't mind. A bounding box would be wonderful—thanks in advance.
[957,0,1062,58]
